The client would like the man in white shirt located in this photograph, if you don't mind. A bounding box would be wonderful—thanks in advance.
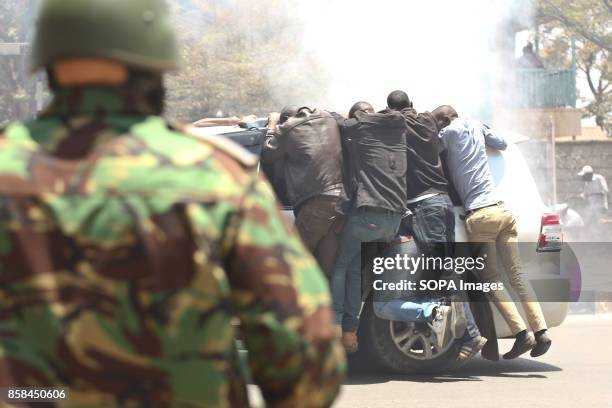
[578,165,609,226]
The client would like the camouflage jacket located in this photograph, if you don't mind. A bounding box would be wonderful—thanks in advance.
[0,87,345,408]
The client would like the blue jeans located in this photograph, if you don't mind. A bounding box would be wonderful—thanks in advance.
[374,300,438,322]
[409,194,480,339]
[332,207,402,332]
[372,235,441,323]
[410,194,455,258]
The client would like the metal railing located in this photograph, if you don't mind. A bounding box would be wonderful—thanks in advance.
[515,68,577,108]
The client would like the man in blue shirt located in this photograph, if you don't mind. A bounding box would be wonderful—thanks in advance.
[434,105,551,360]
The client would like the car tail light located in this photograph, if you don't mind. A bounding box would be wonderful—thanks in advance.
[537,213,563,252]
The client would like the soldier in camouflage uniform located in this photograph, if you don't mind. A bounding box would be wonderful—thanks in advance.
[0,0,345,407]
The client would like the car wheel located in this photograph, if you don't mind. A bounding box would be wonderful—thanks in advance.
[357,302,470,374]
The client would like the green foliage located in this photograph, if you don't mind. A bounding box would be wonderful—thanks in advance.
[165,0,328,122]
[538,0,612,53]
[537,0,611,135]
[0,0,42,126]
[579,40,611,135]
[0,0,327,125]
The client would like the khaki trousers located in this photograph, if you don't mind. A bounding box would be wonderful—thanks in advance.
[466,203,547,334]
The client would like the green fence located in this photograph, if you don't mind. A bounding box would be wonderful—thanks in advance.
[515,68,577,108]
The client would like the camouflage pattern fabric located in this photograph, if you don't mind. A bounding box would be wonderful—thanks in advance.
[0,85,345,408]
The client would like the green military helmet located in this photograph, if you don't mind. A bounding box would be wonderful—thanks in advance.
[31,0,180,72]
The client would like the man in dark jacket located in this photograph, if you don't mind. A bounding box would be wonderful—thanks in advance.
[386,91,486,359]
[331,101,408,352]
[262,107,345,277]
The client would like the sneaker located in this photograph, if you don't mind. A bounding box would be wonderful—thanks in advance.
[503,331,536,360]
[450,296,468,339]
[457,336,488,361]
[342,331,358,354]
[531,332,552,357]
[432,305,452,349]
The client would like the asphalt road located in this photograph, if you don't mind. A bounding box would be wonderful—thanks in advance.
[333,314,612,408]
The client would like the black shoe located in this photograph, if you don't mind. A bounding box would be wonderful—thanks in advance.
[531,332,552,357]
[503,331,536,360]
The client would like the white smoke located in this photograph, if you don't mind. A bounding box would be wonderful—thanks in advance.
[294,0,533,117]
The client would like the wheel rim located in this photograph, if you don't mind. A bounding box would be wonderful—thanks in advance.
[389,320,453,360]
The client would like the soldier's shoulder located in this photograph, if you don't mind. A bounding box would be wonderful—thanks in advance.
[174,122,259,169]
[93,117,261,197]
[0,121,27,140]
[131,118,258,170]
[0,121,39,153]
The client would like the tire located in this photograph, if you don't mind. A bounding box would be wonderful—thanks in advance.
[356,302,470,374]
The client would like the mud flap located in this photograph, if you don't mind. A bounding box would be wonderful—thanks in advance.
[469,287,499,361]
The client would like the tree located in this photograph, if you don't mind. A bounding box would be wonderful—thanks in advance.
[537,0,611,135]
[165,0,328,122]
[0,0,327,125]
[0,0,41,126]
[537,0,612,53]
[580,42,611,135]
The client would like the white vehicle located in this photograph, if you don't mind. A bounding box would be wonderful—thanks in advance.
[191,123,581,373]
[357,139,580,373]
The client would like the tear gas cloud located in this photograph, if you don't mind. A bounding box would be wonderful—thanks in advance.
[286,0,532,116]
